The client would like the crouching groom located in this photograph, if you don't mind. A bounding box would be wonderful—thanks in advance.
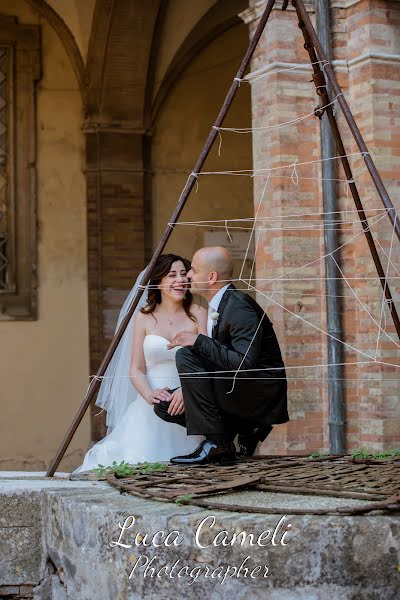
[156,246,288,465]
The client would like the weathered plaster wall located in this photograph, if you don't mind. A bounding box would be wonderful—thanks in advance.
[0,0,89,470]
[153,0,218,100]
[152,23,254,279]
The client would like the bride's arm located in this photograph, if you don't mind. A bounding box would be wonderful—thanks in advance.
[129,312,170,405]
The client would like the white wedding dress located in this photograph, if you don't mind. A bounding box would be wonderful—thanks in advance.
[74,335,203,472]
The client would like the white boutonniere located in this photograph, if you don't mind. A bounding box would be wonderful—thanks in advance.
[210,311,219,325]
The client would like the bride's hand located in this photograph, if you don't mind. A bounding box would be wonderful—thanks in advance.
[167,387,185,416]
[167,332,198,349]
[146,387,171,405]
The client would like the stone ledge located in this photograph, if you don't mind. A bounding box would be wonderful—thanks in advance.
[0,474,399,599]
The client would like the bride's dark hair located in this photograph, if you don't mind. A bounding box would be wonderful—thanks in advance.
[140,254,196,322]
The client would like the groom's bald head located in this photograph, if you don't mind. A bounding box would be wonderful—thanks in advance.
[188,246,233,300]
[195,246,233,280]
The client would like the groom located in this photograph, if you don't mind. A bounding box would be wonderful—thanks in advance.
[155,246,288,465]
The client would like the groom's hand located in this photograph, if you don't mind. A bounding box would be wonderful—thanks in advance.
[167,331,198,349]
[167,387,185,415]
[146,387,171,405]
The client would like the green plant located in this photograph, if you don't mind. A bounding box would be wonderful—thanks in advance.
[90,460,167,478]
[308,451,330,459]
[351,448,400,459]
[91,464,107,476]
[133,462,168,475]
[175,494,194,505]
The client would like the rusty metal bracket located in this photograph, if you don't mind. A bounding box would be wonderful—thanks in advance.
[314,105,327,120]
[312,70,326,94]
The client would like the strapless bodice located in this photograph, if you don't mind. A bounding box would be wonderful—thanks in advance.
[143,334,180,366]
[143,335,181,389]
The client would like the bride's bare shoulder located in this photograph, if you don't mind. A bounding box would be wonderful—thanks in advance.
[134,310,151,326]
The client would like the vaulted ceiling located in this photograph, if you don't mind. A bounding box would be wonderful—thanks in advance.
[27,0,248,130]
[85,0,161,129]
[86,0,247,130]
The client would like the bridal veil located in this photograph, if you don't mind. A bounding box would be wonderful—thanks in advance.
[94,269,148,433]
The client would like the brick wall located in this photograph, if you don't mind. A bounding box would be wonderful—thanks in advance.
[336,0,400,450]
[243,0,400,453]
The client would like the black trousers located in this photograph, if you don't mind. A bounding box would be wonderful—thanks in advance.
[154,347,256,438]
[153,395,186,428]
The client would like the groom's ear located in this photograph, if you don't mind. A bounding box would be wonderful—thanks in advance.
[209,271,219,285]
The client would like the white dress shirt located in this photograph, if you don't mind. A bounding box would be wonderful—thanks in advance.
[207,283,230,336]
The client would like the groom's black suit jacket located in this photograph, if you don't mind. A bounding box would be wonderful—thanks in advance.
[192,284,289,426]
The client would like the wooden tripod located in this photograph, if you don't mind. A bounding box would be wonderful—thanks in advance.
[46,0,400,477]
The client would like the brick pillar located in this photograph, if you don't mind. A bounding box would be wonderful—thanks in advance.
[86,128,146,441]
[331,0,400,450]
[242,1,326,454]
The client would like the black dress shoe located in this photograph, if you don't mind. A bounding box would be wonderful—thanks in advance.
[237,425,273,457]
[171,440,236,465]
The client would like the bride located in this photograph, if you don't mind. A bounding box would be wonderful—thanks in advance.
[74,254,207,472]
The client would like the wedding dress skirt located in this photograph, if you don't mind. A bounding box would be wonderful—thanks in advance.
[74,335,203,472]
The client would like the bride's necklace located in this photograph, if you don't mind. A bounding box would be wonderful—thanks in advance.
[166,312,180,327]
